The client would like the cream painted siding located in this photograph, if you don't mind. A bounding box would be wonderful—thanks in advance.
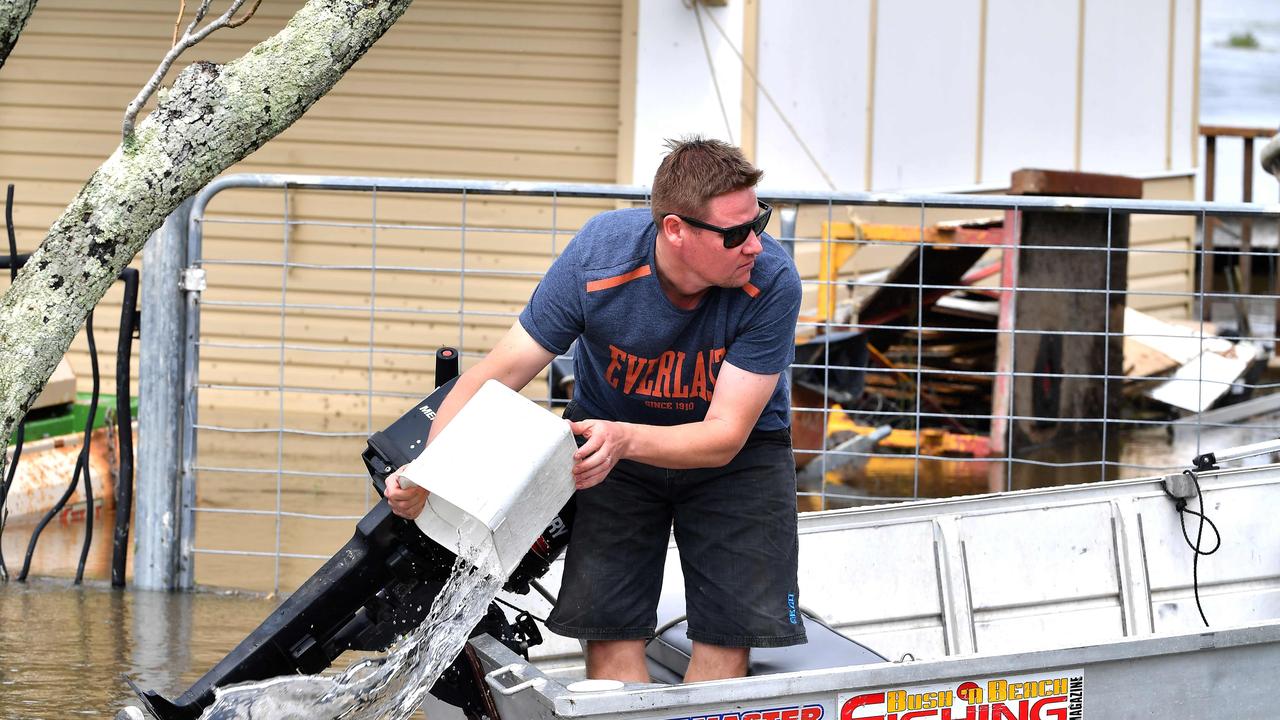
[0,0,622,404]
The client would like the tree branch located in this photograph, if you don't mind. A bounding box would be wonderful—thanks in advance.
[0,0,39,71]
[1,0,414,484]
[226,0,264,29]
[125,0,253,141]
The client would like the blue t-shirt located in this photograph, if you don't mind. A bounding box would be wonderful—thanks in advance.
[518,207,801,431]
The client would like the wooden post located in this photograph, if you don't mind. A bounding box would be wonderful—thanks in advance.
[994,169,1138,468]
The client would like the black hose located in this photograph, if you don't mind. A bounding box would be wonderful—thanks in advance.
[75,311,101,585]
[17,312,100,583]
[111,268,139,588]
[1,183,24,581]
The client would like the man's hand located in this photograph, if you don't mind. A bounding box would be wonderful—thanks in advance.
[385,465,428,519]
[569,419,628,490]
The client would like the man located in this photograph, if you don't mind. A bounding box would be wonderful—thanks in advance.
[385,136,805,683]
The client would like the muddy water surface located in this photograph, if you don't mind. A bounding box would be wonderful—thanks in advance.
[0,579,276,720]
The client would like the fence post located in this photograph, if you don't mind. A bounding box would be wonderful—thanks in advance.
[136,197,194,591]
[997,169,1138,471]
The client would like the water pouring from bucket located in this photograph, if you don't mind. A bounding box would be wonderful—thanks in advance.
[398,379,578,580]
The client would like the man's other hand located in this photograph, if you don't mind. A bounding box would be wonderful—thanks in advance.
[385,465,428,519]
[568,419,627,490]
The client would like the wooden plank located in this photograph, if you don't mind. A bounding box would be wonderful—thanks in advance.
[27,16,622,58]
[32,1,621,36]
[1009,168,1143,199]
[194,296,527,333]
[198,187,613,227]
[43,0,619,13]
[201,241,561,270]
[0,82,619,131]
[189,367,557,431]
[249,154,614,184]
[0,142,618,184]
[193,338,519,390]
[1129,214,1195,245]
[1126,239,1195,278]
[2,60,620,108]
[1199,124,1277,139]
[15,37,621,82]
[1127,273,1193,314]
[197,270,543,306]
[196,224,591,255]
[0,109,618,158]
[1141,174,1196,201]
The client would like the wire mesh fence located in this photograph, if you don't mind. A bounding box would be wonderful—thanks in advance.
[179,174,1280,593]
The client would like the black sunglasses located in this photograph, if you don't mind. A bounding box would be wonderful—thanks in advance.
[674,200,772,249]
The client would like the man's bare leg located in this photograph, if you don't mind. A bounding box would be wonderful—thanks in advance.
[683,642,748,682]
[585,639,650,682]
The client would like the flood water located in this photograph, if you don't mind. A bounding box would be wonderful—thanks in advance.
[0,579,278,719]
[0,567,492,720]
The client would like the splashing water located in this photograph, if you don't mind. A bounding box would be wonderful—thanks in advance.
[196,556,504,720]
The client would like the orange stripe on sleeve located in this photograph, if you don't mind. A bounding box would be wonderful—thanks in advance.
[742,282,761,298]
[586,264,652,293]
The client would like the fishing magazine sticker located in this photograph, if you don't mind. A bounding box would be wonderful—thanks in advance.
[838,669,1083,720]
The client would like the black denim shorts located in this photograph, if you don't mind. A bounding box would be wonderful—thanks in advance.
[546,404,807,649]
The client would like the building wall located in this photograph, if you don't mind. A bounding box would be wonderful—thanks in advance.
[631,0,1200,191]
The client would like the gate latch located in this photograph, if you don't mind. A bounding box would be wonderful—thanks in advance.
[180,267,207,294]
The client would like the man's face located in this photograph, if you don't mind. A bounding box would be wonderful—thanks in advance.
[677,186,765,289]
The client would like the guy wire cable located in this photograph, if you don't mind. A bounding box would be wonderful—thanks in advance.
[686,0,735,144]
[696,3,840,192]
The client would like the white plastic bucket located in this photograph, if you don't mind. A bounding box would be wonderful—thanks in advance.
[398,379,576,578]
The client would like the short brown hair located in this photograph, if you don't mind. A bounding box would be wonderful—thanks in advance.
[650,136,763,225]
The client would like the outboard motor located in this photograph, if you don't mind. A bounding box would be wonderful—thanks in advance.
[130,348,575,720]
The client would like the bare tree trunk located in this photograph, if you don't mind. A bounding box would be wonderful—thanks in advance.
[0,0,37,70]
[0,0,412,484]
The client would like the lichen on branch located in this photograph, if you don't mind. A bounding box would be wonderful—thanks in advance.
[0,0,39,71]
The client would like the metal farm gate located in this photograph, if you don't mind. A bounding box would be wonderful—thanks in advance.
[136,174,1280,593]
